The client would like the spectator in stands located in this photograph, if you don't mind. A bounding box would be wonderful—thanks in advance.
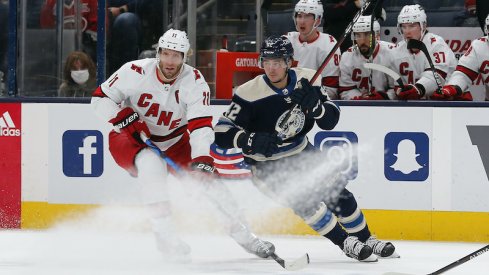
[454,0,479,27]
[96,0,165,74]
[322,0,361,53]
[40,0,163,75]
[59,51,96,97]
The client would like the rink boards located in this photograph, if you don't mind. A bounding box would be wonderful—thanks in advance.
[1,102,489,242]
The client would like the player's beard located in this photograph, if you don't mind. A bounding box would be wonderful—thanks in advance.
[159,64,183,81]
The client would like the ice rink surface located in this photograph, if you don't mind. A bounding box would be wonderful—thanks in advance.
[1,228,487,275]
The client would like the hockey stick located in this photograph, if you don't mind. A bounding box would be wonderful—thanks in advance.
[476,0,489,34]
[276,0,375,133]
[406,39,443,93]
[383,244,489,275]
[363,63,404,88]
[140,134,310,271]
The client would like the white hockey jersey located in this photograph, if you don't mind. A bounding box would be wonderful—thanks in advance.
[448,36,489,92]
[339,40,395,100]
[390,32,457,98]
[286,31,341,99]
[91,58,214,160]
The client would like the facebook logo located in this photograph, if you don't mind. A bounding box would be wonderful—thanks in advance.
[62,130,103,177]
[314,131,358,180]
[384,132,429,181]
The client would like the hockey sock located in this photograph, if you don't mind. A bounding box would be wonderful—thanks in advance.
[324,222,349,249]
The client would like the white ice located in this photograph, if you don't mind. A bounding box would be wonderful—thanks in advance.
[0,222,487,275]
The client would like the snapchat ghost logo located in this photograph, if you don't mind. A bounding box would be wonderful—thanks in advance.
[384,132,429,181]
[390,139,423,174]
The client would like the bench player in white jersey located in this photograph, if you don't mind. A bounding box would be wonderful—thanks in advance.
[91,29,274,262]
[432,14,489,101]
[390,4,457,100]
[286,0,340,100]
[339,15,395,100]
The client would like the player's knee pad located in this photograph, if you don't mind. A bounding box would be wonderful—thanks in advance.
[303,202,338,236]
[136,148,169,204]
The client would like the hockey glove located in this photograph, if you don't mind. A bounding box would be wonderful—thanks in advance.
[454,91,473,101]
[237,132,283,158]
[352,90,388,100]
[290,78,324,119]
[396,83,426,100]
[189,156,216,178]
[430,85,463,100]
[109,107,150,145]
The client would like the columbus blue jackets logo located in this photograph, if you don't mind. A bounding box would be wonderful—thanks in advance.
[276,107,305,140]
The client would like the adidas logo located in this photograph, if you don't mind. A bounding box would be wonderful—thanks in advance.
[0,111,21,137]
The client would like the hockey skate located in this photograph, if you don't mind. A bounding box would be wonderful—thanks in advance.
[365,236,400,258]
[343,236,377,262]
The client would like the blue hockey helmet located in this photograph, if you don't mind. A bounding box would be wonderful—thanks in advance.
[259,35,294,60]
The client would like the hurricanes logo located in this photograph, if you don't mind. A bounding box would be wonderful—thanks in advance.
[276,108,305,140]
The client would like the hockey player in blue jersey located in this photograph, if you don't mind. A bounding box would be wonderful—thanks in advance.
[214,35,398,262]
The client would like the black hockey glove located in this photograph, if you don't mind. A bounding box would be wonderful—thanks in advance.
[189,156,216,179]
[290,78,323,119]
[237,132,283,158]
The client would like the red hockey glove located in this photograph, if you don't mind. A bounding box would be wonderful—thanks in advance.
[454,91,473,101]
[430,85,463,100]
[352,90,388,100]
[109,107,150,145]
[442,85,462,97]
[365,91,388,100]
[396,84,425,100]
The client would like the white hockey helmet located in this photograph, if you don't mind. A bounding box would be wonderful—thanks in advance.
[294,0,323,21]
[397,4,427,36]
[485,14,489,35]
[157,28,190,62]
[352,15,380,35]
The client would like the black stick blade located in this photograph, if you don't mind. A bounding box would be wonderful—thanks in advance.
[407,39,424,51]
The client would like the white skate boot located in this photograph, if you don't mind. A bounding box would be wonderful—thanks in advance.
[365,236,400,258]
[343,236,377,262]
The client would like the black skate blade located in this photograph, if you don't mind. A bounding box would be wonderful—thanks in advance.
[407,39,424,51]
[271,252,309,271]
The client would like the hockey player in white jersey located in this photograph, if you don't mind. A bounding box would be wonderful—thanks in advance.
[339,15,395,100]
[91,29,274,262]
[391,4,457,100]
[286,0,340,99]
[431,15,489,101]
